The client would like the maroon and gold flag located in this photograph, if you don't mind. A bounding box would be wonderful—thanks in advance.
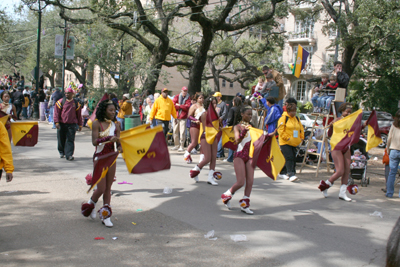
[251,133,285,180]
[330,109,363,151]
[221,127,237,150]
[0,111,10,126]
[87,93,109,129]
[88,151,119,193]
[365,110,382,151]
[205,103,220,144]
[120,125,170,174]
[10,121,38,146]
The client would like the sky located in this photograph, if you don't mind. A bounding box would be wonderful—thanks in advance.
[1,0,21,16]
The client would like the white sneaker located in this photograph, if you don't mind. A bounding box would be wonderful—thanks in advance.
[102,217,113,227]
[90,208,97,220]
[223,158,228,162]
[178,147,184,152]
[322,189,328,198]
[171,146,179,151]
[241,207,254,214]
[191,148,198,154]
[194,176,199,183]
[289,176,298,182]
[278,174,289,180]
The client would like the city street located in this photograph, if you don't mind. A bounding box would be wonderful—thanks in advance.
[0,122,399,267]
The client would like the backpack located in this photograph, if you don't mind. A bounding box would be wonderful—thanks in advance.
[59,97,80,110]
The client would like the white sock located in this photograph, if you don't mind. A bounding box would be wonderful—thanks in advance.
[184,151,190,158]
[193,165,201,171]
[224,189,232,196]
[325,180,332,186]
[88,198,96,205]
[242,196,249,199]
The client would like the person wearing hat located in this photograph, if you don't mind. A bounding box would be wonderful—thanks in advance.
[262,65,285,107]
[149,88,177,138]
[117,93,132,131]
[172,86,191,151]
[213,92,228,159]
[54,87,82,161]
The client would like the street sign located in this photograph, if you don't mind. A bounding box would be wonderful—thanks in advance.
[31,67,43,79]
[66,36,75,60]
[55,34,63,59]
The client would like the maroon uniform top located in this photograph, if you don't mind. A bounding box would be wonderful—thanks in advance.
[54,98,82,126]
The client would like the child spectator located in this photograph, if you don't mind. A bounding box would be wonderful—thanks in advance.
[312,74,329,113]
[254,76,265,93]
[319,74,338,114]
[260,73,277,98]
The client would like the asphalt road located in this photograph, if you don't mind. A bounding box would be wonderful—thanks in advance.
[0,122,398,267]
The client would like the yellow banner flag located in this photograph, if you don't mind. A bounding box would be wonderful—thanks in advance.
[249,127,264,158]
[120,123,150,139]
[0,114,9,126]
[221,127,237,150]
[10,121,39,146]
[330,109,363,151]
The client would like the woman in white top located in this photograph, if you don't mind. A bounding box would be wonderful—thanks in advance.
[385,110,400,198]
[80,100,122,228]
[184,93,205,164]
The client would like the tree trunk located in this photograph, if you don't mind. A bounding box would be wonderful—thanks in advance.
[341,45,358,79]
[142,47,169,94]
[187,27,214,95]
[208,57,220,92]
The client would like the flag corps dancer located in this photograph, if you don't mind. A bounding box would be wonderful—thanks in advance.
[221,105,256,214]
[318,103,365,201]
[189,95,221,185]
[81,100,122,227]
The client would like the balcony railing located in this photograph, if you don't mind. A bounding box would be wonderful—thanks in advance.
[288,31,316,45]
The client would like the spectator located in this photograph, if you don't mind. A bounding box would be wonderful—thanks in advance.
[172,86,191,151]
[116,94,132,131]
[81,99,90,127]
[385,109,400,198]
[224,97,242,163]
[22,90,30,119]
[143,97,155,126]
[213,92,228,159]
[319,74,338,114]
[333,61,350,89]
[262,65,285,107]
[277,103,304,182]
[12,87,24,120]
[260,73,277,99]
[131,92,141,114]
[17,75,24,90]
[259,96,283,134]
[254,76,265,93]
[54,88,83,161]
[149,88,177,138]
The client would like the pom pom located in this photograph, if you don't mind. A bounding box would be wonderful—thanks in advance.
[239,198,250,208]
[213,171,222,180]
[98,204,112,219]
[78,84,83,88]
[85,173,93,185]
[81,203,95,217]
[347,184,359,195]
[318,180,331,191]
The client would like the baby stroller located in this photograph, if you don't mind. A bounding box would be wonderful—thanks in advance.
[349,137,370,187]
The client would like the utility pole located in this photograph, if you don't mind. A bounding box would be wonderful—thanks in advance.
[33,0,42,119]
[62,19,67,93]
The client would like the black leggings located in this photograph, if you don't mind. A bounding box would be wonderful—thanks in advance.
[280,145,297,177]
[156,120,170,137]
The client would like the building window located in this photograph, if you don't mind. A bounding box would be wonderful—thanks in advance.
[292,46,313,71]
[229,82,233,88]
[222,79,226,87]
[329,28,336,39]
[294,18,314,39]
[293,80,310,102]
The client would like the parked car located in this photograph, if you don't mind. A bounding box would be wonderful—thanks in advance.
[362,111,393,148]
[299,113,323,128]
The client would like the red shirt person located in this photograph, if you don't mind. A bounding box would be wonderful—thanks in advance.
[54,87,82,161]
[171,86,191,151]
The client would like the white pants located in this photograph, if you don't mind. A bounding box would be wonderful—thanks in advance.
[173,119,187,148]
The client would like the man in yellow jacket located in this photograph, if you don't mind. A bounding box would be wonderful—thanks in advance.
[149,88,177,137]
[277,103,304,182]
[117,93,133,131]
[0,122,14,182]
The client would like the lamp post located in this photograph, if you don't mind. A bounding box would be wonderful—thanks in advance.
[30,0,46,119]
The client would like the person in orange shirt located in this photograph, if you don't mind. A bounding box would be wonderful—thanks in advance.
[0,122,14,183]
[22,91,30,119]
[116,94,132,131]
[149,88,177,137]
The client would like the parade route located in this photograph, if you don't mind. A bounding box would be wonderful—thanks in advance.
[1,122,399,266]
